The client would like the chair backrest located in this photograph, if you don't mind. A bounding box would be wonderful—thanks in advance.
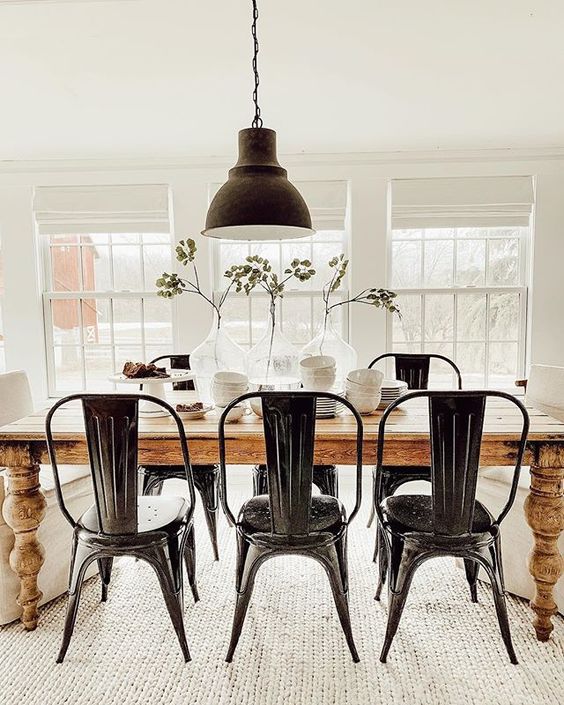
[368,353,463,390]
[149,354,194,391]
[0,370,34,427]
[218,391,364,536]
[45,393,195,534]
[375,390,529,534]
[525,364,564,423]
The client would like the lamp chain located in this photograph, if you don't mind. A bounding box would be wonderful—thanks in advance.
[251,0,263,128]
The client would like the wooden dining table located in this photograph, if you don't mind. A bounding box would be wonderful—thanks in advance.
[0,392,562,643]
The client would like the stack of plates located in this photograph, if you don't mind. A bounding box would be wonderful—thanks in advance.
[378,379,409,409]
[315,394,345,418]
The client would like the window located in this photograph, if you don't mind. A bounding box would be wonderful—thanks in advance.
[42,232,174,394]
[213,230,348,349]
[389,226,528,387]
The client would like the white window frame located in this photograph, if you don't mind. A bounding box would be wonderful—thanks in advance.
[41,233,176,396]
[387,226,530,387]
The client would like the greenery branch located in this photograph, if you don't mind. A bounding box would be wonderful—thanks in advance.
[156,238,235,328]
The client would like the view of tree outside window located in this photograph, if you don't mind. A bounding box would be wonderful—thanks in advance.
[44,232,173,394]
[213,231,348,349]
[389,227,528,387]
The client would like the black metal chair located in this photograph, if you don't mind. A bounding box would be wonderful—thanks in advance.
[218,391,364,663]
[366,352,463,539]
[139,354,220,561]
[46,393,198,664]
[373,390,529,664]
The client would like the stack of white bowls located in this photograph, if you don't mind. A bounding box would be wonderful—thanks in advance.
[345,368,384,414]
[211,371,249,420]
[299,355,337,391]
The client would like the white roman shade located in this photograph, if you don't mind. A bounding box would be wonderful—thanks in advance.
[209,179,347,232]
[33,185,170,234]
[392,176,534,229]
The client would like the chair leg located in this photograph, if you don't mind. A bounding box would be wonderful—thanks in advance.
[97,557,114,602]
[463,558,479,603]
[374,528,388,601]
[57,540,98,664]
[146,545,191,663]
[315,535,359,663]
[480,540,518,665]
[313,465,339,497]
[183,524,199,603]
[367,468,376,528]
[226,535,267,663]
[379,535,419,663]
[252,465,268,496]
[193,466,220,561]
[144,475,164,497]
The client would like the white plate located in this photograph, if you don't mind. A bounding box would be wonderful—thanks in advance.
[109,369,196,385]
[176,404,213,420]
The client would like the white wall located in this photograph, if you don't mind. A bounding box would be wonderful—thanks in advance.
[1,147,563,401]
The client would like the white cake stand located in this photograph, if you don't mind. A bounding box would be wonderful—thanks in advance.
[108,370,197,417]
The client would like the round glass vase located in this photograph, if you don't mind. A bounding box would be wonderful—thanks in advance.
[300,310,357,391]
[247,306,301,392]
[189,313,246,405]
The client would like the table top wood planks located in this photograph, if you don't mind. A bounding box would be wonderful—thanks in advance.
[0,391,562,643]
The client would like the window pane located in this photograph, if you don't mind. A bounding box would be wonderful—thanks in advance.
[113,299,142,345]
[424,294,454,342]
[391,241,421,288]
[424,240,453,287]
[487,239,520,286]
[89,245,111,290]
[489,342,519,386]
[51,243,81,292]
[456,342,486,387]
[51,299,81,345]
[219,242,249,279]
[311,242,343,291]
[456,240,485,286]
[250,296,269,346]
[392,294,421,343]
[457,293,486,341]
[143,297,173,345]
[53,346,83,391]
[143,244,172,290]
[489,292,520,341]
[82,298,110,345]
[84,346,114,390]
[425,342,455,387]
[112,245,142,290]
[114,345,143,370]
[249,242,280,276]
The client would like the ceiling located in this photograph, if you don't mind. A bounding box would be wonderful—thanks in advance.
[0,0,563,161]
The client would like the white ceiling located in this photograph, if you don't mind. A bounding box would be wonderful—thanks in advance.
[0,0,563,161]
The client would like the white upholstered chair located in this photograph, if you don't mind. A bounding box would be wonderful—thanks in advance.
[476,364,564,612]
[0,371,95,624]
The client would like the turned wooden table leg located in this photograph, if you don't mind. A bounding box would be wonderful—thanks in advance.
[524,443,564,641]
[1,464,47,630]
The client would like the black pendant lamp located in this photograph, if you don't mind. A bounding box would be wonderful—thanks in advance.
[202,0,314,241]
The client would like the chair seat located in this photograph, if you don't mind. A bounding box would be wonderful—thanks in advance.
[79,496,189,534]
[239,494,346,534]
[382,494,494,534]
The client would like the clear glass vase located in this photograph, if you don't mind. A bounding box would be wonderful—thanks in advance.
[247,304,301,392]
[300,310,357,391]
[189,313,246,404]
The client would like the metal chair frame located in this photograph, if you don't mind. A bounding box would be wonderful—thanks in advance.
[373,389,529,664]
[46,393,197,663]
[218,390,364,663]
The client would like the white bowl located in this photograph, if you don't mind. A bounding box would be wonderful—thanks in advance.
[213,371,248,385]
[346,368,384,388]
[217,404,246,423]
[300,355,336,370]
[211,385,248,407]
[345,389,381,414]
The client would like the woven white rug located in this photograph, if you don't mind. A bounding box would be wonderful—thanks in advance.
[0,473,562,705]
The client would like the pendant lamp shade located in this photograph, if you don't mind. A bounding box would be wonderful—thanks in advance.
[202,128,315,241]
